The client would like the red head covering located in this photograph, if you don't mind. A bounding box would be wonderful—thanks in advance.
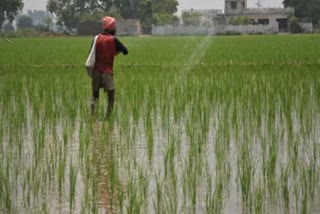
[102,16,116,30]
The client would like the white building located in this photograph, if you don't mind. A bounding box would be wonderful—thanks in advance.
[224,0,294,32]
[152,0,312,35]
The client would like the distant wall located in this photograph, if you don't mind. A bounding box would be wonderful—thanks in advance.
[117,19,141,36]
[300,23,313,33]
[219,24,278,34]
[152,24,279,36]
[152,25,212,35]
[77,21,101,35]
[77,19,141,36]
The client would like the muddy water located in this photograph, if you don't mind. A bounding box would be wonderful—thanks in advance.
[93,109,320,213]
[2,104,320,213]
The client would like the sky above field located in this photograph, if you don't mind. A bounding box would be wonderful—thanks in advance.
[23,0,284,14]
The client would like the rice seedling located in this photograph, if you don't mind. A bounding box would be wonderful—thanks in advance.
[69,160,78,211]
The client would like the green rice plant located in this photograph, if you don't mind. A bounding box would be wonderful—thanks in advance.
[182,143,200,213]
[117,182,125,214]
[165,169,178,214]
[137,168,149,212]
[0,124,3,158]
[126,176,141,214]
[79,153,92,213]
[0,161,12,213]
[145,113,154,165]
[57,145,67,199]
[205,170,215,213]
[300,165,310,214]
[265,133,279,196]
[153,173,163,214]
[69,160,78,212]
[41,201,49,214]
[205,168,224,214]
[280,165,290,213]
[293,177,301,214]
[237,138,255,211]
[90,178,99,214]
[79,121,90,160]
[164,133,176,179]
[24,167,32,208]
[253,182,264,214]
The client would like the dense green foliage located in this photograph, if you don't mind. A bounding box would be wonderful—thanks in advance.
[284,0,320,25]
[181,11,202,26]
[16,15,33,29]
[289,16,303,33]
[1,35,320,213]
[47,0,178,32]
[153,0,179,26]
[0,0,23,27]
[229,16,251,25]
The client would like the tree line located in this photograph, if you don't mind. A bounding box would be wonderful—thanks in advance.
[1,0,320,33]
[1,0,179,33]
[46,0,178,33]
[283,0,320,25]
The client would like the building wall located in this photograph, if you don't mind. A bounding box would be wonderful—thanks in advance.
[225,0,247,15]
[152,25,211,35]
[152,24,280,35]
[117,19,141,36]
[243,13,289,32]
[300,23,313,33]
[152,6,312,35]
[224,8,294,33]
[77,21,101,35]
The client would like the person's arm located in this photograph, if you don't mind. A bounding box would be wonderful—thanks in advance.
[115,38,128,55]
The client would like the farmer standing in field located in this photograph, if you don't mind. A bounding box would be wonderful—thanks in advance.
[90,16,128,120]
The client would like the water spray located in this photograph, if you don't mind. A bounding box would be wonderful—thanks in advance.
[4,38,13,44]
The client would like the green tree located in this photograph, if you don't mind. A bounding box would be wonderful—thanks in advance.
[47,0,80,30]
[181,11,201,26]
[229,16,250,25]
[0,0,23,27]
[283,0,320,25]
[113,0,154,32]
[45,17,53,27]
[47,0,179,33]
[115,0,179,27]
[153,0,179,25]
[114,0,139,19]
[289,16,303,33]
[153,0,178,15]
[47,0,120,30]
[16,15,33,29]
[137,0,153,33]
[153,13,179,25]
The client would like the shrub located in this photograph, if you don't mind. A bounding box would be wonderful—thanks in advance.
[289,16,303,33]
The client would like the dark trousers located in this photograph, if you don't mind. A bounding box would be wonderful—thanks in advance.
[91,71,115,119]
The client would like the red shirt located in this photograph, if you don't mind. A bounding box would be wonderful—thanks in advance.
[94,34,117,74]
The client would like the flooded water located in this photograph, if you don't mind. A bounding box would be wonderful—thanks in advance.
[2,98,320,213]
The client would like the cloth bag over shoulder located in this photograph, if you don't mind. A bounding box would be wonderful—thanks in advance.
[85,35,99,78]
